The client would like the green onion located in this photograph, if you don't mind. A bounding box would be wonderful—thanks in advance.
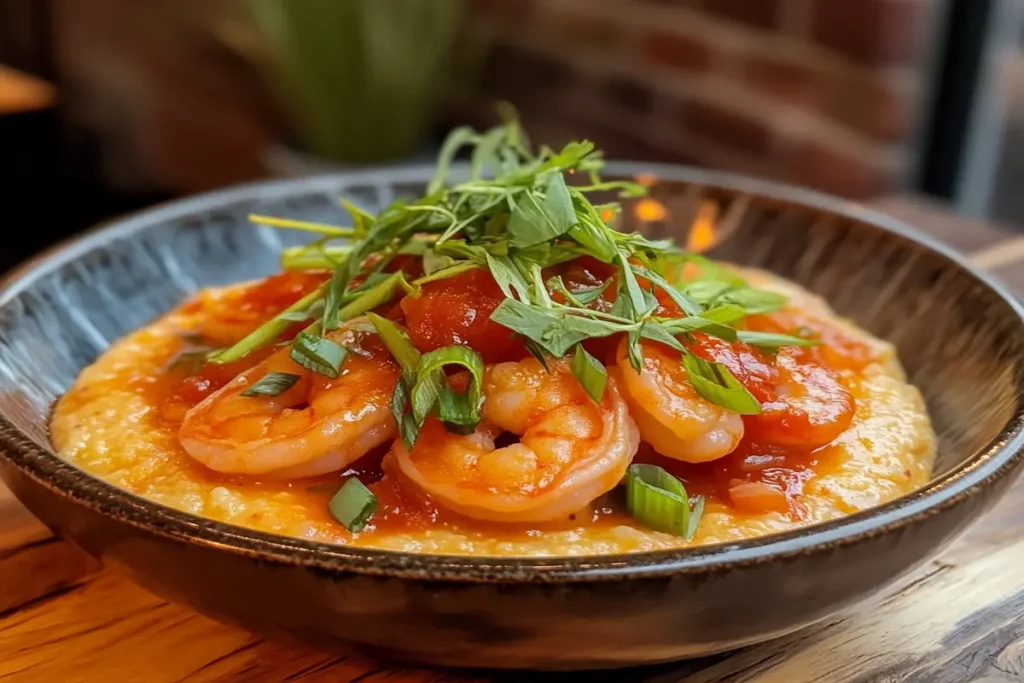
[681,352,761,415]
[209,283,329,364]
[625,464,704,539]
[336,272,413,322]
[329,478,377,532]
[390,375,420,448]
[239,371,301,398]
[411,345,485,432]
[290,333,347,378]
[322,260,357,331]
[366,313,421,370]
[571,344,607,403]
[367,313,425,447]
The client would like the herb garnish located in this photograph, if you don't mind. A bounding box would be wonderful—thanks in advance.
[625,464,704,539]
[222,116,811,449]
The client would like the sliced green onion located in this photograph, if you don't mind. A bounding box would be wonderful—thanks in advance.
[366,313,421,370]
[337,272,413,322]
[625,464,703,539]
[322,260,357,331]
[390,375,420,448]
[571,344,607,403]
[239,371,301,398]
[681,352,761,415]
[411,345,485,432]
[329,478,377,532]
[209,283,328,364]
[736,331,819,349]
[290,333,347,378]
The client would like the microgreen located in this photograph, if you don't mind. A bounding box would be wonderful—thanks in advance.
[231,117,811,435]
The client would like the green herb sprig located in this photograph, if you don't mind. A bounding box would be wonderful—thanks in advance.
[218,116,816,437]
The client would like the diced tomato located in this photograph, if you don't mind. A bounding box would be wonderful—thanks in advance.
[400,268,526,363]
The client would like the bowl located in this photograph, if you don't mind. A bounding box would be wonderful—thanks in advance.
[1,164,1023,670]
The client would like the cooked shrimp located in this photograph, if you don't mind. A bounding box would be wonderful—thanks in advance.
[179,319,399,478]
[614,338,745,463]
[393,358,639,523]
[182,271,328,346]
[744,352,854,448]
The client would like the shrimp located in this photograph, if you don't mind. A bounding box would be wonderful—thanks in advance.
[179,319,400,478]
[743,352,854,448]
[182,271,328,346]
[614,338,745,463]
[392,358,640,523]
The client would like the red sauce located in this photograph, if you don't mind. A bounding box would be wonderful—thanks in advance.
[636,439,819,518]
[400,268,526,362]
[148,261,883,533]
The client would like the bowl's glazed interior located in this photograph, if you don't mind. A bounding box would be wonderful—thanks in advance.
[0,164,1023,566]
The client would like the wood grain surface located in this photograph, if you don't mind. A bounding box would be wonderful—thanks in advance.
[1,195,1022,682]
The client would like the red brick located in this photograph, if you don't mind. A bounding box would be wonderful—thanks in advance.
[743,54,820,107]
[644,30,713,73]
[601,75,656,115]
[786,142,896,198]
[744,55,916,141]
[481,44,572,96]
[698,0,781,28]
[810,0,929,66]
[681,99,772,155]
[821,73,914,141]
[558,12,623,51]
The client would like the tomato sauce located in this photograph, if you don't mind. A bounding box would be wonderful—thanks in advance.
[400,268,526,363]
[154,262,883,531]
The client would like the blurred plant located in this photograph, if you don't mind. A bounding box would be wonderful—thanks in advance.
[246,0,466,163]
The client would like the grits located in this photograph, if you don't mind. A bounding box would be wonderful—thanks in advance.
[49,270,936,556]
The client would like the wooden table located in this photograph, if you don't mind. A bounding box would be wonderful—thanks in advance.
[2,195,1024,682]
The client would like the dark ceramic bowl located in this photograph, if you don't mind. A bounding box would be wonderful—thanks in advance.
[1,165,1023,671]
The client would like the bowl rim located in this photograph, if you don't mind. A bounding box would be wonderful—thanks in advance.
[2,161,1023,582]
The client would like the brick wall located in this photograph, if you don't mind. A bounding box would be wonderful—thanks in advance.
[457,0,941,199]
